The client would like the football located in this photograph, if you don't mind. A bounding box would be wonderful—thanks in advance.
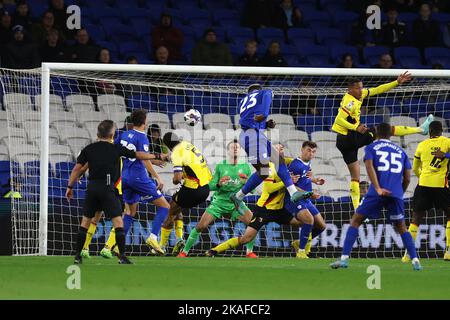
[184,109,201,126]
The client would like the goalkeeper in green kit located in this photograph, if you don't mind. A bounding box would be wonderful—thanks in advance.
[177,139,257,258]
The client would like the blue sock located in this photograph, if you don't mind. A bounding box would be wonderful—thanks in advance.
[152,207,169,236]
[401,232,418,259]
[342,226,359,256]
[276,161,294,188]
[242,172,263,194]
[123,214,133,235]
[311,227,324,239]
[299,223,313,249]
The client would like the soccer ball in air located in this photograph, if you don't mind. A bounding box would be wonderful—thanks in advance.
[184,109,201,126]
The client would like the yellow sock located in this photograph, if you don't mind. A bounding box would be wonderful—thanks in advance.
[212,237,240,253]
[175,219,184,240]
[350,180,360,211]
[160,227,172,247]
[408,223,419,240]
[104,228,116,250]
[305,233,313,255]
[83,222,97,250]
[392,126,422,136]
[446,221,450,249]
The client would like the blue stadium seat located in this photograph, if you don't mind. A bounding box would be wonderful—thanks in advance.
[402,98,432,120]
[257,28,285,41]
[337,196,352,203]
[227,27,254,42]
[432,12,450,23]
[287,28,314,43]
[24,161,53,178]
[84,24,106,42]
[315,28,346,45]
[214,93,243,115]
[28,0,48,19]
[193,27,227,42]
[330,45,359,64]
[375,97,399,111]
[296,115,330,134]
[158,95,187,114]
[272,95,292,113]
[331,11,359,27]
[315,196,335,204]
[127,95,158,112]
[434,101,450,117]
[303,10,331,28]
[363,46,390,65]
[187,91,221,114]
[130,18,152,37]
[393,46,421,60]
[397,12,418,24]
[213,9,240,25]
[50,77,80,97]
[118,41,147,58]
[359,115,384,127]
[91,6,122,20]
[105,23,140,42]
[424,47,450,66]
[305,54,330,66]
[55,162,75,179]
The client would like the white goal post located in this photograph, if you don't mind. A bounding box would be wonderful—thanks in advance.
[5,63,450,257]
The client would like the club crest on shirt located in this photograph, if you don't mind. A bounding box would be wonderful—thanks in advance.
[143,145,149,152]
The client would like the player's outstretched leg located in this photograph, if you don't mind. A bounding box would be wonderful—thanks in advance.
[81,212,102,258]
[172,216,185,254]
[392,114,434,136]
[145,197,170,255]
[74,216,92,264]
[178,212,215,257]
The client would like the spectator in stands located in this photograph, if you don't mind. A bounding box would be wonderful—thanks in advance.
[432,63,444,69]
[127,56,138,64]
[373,53,394,69]
[412,3,441,49]
[350,12,376,48]
[3,25,40,69]
[32,11,65,46]
[147,124,168,155]
[272,0,305,30]
[260,41,288,67]
[235,40,260,66]
[154,45,171,65]
[242,0,274,29]
[192,29,233,66]
[375,7,407,48]
[70,28,100,63]
[48,0,71,38]
[391,0,419,13]
[40,28,67,62]
[98,47,111,64]
[12,1,33,32]
[151,13,183,61]
[0,9,12,46]
[337,53,354,68]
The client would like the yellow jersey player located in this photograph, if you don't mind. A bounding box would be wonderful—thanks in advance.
[403,120,450,262]
[159,132,213,254]
[332,72,434,211]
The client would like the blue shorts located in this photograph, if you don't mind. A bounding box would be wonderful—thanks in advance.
[284,198,320,216]
[240,129,271,164]
[122,176,163,205]
[356,195,405,222]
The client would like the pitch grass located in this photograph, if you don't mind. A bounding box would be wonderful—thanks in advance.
[0,256,448,300]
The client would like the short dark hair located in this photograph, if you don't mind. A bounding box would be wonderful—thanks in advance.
[302,141,317,149]
[248,83,262,93]
[227,139,239,149]
[429,120,443,136]
[360,181,370,188]
[126,56,137,63]
[376,122,392,139]
[97,120,115,139]
[347,77,362,87]
[130,109,147,127]
[163,132,181,150]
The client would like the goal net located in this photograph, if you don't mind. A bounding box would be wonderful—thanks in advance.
[3,64,449,258]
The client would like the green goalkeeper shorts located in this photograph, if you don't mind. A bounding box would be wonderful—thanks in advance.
[206,200,241,221]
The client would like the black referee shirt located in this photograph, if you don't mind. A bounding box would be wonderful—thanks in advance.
[77,141,136,186]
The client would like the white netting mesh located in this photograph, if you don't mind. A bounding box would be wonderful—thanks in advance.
[3,66,449,257]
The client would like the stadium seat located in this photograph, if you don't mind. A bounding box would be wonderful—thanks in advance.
[402,98,430,120]
[65,94,95,113]
[226,27,254,43]
[187,93,220,114]
[127,94,158,112]
[203,113,233,131]
[331,11,359,27]
[424,47,450,67]
[390,116,417,128]
[97,94,127,115]
[76,111,108,127]
[49,111,77,127]
[311,130,336,142]
[3,93,34,112]
[287,28,314,43]
[303,10,331,28]
[257,27,285,42]
[35,94,65,112]
[147,112,171,130]
[363,46,390,65]
[57,128,91,153]
[329,45,360,64]
[213,9,241,27]
[54,162,76,179]
[296,115,330,134]
[0,127,27,145]
[310,163,338,181]
[267,114,295,127]
[315,28,346,45]
[359,115,384,128]
[157,94,186,114]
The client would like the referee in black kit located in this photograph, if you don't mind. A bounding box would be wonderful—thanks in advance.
[66,120,157,265]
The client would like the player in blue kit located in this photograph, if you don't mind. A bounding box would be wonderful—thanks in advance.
[120,109,171,255]
[285,141,327,258]
[230,84,312,212]
[330,123,422,270]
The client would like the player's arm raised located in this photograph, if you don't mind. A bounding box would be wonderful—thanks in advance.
[367,71,411,97]
[365,158,391,196]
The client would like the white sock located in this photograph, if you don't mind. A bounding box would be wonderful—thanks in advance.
[236,190,245,201]
[287,185,298,196]
[411,257,420,264]
[149,233,158,241]
[340,255,349,261]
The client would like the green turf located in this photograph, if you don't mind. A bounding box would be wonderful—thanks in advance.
[0,256,448,300]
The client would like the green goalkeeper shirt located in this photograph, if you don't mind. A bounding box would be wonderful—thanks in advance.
[208,159,252,202]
